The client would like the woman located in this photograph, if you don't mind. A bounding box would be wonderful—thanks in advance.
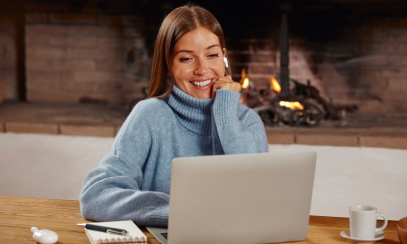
[79,4,269,227]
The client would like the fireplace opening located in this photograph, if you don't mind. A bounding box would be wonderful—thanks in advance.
[237,4,358,127]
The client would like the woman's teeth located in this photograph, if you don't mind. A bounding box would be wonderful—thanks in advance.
[192,79,211,87]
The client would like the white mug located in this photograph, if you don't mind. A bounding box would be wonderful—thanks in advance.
[349,205,387,239]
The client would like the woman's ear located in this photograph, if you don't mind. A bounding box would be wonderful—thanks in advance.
[222,48,228,68]
[223,48,230,76]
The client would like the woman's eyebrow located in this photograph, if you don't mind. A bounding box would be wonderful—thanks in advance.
[174,44,221,55]
[206,44,220,50]
[175,49,193,55]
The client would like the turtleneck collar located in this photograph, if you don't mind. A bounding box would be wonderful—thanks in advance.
[166,85,214,135]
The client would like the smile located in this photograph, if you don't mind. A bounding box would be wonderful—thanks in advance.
[191,79,212,87]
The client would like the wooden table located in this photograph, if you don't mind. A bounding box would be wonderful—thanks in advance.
[0,195,400,244]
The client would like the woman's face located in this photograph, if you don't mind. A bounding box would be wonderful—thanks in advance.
[171,26,226,99]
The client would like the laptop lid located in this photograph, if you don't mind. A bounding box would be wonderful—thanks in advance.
[166,150,317,244]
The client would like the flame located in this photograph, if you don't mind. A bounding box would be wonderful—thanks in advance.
[270,77,281,93]
[240,68,246,81]
[240,68,250,89]
[239,98,244,104]
[279,101,304,110]
[242,77,250,89]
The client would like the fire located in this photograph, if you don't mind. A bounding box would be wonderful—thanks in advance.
[240,68,250,89]
[270,77,281,93]
[270,77,303,109]
[242,78,250,89]
[240,68,246,81]
[279,101,304,110]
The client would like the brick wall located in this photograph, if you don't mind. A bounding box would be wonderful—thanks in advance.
[0,0,23,101]
[0,21,17,101]
[25,13,150,105]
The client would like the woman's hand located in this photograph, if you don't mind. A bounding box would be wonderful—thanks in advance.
[211,75,241,98]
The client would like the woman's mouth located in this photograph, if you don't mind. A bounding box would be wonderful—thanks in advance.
[190,79,213,88]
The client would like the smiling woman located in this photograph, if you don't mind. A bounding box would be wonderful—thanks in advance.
[79,3,269,227]
[171,27,240,99]
[147,3,233,98]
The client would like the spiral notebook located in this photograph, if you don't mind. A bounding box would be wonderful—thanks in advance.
[83,220,147,244]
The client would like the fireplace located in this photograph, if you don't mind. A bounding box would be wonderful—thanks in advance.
[238,4,351,127]
[1,0,407,120]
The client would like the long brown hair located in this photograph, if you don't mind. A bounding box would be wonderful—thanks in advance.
[147,4,230,98]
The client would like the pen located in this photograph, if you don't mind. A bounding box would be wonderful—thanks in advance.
[77,223,128,235]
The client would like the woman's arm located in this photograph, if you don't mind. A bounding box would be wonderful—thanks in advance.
[80,154,169,226]
[79,100,170,227]
[212,89,269,154]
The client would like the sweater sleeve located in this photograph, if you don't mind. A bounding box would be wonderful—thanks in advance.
[79,101,169,227]
[212,90,269,154]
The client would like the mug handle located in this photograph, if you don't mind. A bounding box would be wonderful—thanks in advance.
[376,213,388,232]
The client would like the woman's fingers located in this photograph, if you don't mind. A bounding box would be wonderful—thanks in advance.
[211,75,241,97]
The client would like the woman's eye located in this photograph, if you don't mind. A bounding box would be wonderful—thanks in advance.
[208,54,219,58]
[180,57,191,62]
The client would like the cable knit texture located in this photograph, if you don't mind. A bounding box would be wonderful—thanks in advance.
[79,85,269,227]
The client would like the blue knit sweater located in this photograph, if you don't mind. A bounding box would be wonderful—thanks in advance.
[79,85,269,227]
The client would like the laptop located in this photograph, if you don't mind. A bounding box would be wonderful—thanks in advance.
[147,150,317,244]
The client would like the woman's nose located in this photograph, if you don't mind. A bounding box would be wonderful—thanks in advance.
[193,58,209,75]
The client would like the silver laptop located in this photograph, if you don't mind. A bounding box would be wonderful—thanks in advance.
[147,150,317,244]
